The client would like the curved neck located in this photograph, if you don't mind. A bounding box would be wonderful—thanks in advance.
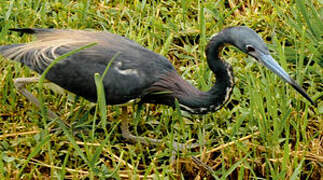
[203,32,235,112]
[144,33,235,114]
[175,32,235,114]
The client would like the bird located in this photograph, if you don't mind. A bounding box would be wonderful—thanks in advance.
[0,26,315,150]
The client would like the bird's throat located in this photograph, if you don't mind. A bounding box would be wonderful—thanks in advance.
[144,69,234,114]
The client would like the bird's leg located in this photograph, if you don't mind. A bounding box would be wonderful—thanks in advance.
[13,77,59,120]
[120,106,162,145]
[120,106,200,151]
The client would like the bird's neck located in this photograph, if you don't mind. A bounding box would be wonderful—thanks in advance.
[143,33,234,114]
[144,36,234,114]
[175,32,235,114]
[206,32,235,109]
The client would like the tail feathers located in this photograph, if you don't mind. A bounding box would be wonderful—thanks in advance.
[0,44,25,63]
[0,44,24,54]
[9,28,54,34]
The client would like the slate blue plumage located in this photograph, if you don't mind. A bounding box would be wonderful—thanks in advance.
[0,27,314,115]
[0,27,315,149]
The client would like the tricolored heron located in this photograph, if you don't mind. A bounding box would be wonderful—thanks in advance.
[0,27,314,149]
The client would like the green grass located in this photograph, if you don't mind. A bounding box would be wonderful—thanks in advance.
[0,0,322,179]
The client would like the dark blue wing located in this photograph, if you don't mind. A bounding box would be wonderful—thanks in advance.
[0,28,176,104]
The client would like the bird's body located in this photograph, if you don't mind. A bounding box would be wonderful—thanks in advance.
[0,28,237,114]
[1,29,175,104]
[0,27,314,149]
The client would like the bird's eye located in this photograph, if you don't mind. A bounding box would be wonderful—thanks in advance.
[246,45,255,52]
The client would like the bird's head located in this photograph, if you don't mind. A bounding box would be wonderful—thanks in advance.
[220,26,315,105]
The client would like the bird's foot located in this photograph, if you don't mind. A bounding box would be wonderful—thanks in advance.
[120,117,200,151]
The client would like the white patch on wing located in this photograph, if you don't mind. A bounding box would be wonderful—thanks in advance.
[209,32,219,40]
[116,68,139,76]
[114,61,139,77]
[199,107,207,112]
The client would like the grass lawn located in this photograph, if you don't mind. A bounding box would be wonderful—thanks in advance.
[0,0,322,179]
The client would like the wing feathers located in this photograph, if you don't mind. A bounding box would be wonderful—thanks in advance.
[2,29,97,72]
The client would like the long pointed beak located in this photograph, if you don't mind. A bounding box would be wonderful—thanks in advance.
[257,54,315,105]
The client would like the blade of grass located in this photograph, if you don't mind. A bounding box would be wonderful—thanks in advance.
[4,0,14,21]
[198,1,209,91]
[38,42,98,121]
[18,134,51,177]
[160,33,173,56]
[0,152,4,177]
[94,51,120,134]
[290,159,305,180]
[37,42,97,174]
[89,52,120,176]
[296,0,320,39]
[59,150,70,180]
[220,154,249,180]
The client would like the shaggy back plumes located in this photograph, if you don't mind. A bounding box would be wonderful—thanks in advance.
[1,30,95,71]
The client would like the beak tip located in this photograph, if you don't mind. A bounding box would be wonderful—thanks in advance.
[257,54,316,107]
